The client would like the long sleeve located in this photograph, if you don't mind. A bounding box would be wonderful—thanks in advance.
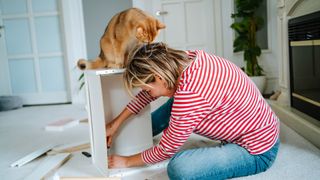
[126,90,158,114]
[141,91,211,164]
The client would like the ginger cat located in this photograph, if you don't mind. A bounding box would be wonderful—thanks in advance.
[77,8,166,70]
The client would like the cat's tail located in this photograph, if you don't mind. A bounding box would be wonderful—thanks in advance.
[77,57,108,70]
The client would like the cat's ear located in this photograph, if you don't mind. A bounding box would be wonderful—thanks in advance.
[136,26,144,37]
[136,26,146,41]
[156,20,166,30]
[137,26,144,34]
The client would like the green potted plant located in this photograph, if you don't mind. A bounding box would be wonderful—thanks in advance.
[231,0,266,93]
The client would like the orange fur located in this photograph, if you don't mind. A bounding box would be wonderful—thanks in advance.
[77,8,165,70]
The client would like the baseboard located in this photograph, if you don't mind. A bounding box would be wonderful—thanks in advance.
[268,100,320,149]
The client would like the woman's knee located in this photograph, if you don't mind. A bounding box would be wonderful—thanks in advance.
[255,140,280,173]
[167,157,183,179]
[167,153,191,179]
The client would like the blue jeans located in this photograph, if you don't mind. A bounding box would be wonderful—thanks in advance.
[151,98,280,180]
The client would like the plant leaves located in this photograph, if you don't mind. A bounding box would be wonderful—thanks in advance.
[233,36,249,52]
[79,82,85,90]
[78,73,84,81]
[232,0,265,76]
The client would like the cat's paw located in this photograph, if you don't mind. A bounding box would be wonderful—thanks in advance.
[77,59,88,70]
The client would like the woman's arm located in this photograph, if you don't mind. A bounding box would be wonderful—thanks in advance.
[106,107,133,147]
[126,90,158,114]
[141,91,210,164]
[113,107,134,127]
[107,90,157,165]
[109,90,156,131]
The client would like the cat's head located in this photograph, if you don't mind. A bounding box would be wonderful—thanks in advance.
[136,19,165,43]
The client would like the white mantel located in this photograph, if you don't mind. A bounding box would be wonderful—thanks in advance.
[276,0,320,106]
[274,0,320,149]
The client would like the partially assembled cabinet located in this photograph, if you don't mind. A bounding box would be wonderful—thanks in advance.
[84,69,153,176]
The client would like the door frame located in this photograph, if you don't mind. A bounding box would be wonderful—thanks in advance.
[0,0,87,104]
[60,0,87,104]
[0,11,11,95]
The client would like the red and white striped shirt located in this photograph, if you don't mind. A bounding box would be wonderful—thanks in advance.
[127,50,280,164]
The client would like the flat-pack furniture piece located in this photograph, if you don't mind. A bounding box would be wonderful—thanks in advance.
[85,69,153,176]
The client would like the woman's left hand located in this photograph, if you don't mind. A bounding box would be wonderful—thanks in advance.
[108,153,145,168]
[108,155,129,168]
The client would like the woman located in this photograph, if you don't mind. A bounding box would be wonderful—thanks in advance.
[107,42,280,179]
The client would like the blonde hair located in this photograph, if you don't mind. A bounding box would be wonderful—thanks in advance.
[124,42,191,97]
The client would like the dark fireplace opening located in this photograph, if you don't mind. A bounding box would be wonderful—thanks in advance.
[288,11,320,121]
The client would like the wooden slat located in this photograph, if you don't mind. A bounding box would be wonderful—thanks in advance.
[24,153,71,180]
[47,141,90,155]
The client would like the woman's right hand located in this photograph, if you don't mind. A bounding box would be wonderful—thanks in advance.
[106,119,119,148]
[105,108,134,148]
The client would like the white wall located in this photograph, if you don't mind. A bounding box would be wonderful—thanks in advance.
[82,0,132,60]
[290,0,320,17]
[61,0,87,105]
[68,0,132,104]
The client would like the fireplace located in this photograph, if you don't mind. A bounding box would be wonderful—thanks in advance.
[288,11,320,121]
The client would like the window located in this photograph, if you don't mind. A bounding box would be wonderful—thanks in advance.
[233,0,268,50]
[256,0,268,49]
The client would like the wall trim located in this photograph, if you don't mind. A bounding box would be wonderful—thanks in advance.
[286,0,303,16]
[61,0,87,104]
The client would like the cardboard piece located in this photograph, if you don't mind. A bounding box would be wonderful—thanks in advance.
[45,118,79,131]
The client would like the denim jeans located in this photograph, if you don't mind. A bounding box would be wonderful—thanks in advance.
[151,98,280,180]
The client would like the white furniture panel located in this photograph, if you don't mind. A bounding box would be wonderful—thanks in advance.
[85,69,153,176]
